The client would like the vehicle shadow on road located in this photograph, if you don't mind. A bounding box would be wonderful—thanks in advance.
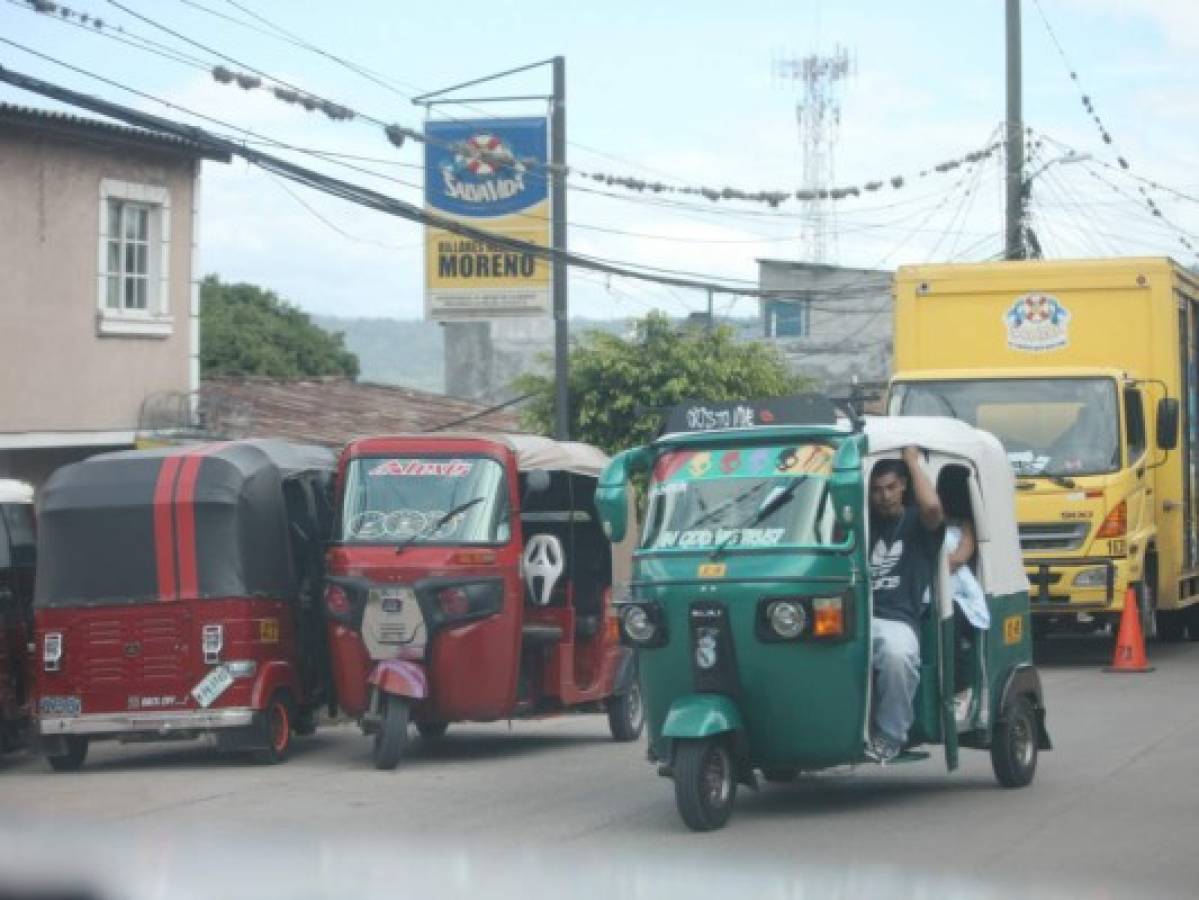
[349,728,620,769]
[733,770,999,822]
[56,732,335,774]
[1034,633,1194,668]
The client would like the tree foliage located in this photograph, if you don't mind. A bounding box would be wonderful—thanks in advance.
[514,312,806,453]
[200,276,359,378]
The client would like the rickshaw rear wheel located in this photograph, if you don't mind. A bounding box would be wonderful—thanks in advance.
[254,692,294,765]
[416,721,449,740]
[607,681,645,742]
[991,696,1038,788]
[674,738,736,832]
[373,694,409,770]
[47,737,88,773]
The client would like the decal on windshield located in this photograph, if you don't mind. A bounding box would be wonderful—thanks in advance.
[656,527,786,549]
[655,445,833,483]
[1005,293,1070,352]
[369,460,474,478]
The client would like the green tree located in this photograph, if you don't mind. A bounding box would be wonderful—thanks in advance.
[200,276,359,378]
[514,312,806,453]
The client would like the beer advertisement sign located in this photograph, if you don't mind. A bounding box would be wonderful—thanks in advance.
[424,117,551,320]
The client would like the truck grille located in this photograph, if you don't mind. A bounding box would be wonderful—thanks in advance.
[1019,522,1090,552]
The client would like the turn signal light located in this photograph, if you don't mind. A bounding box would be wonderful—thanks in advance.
[448,549,497,565]
[1096,501,1127,539]
[324,584,351,617]
[812,597,845,637]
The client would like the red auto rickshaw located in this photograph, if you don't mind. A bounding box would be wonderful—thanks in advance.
[0,479,36,756]
[324,434,642,769]
[30,441,335,770]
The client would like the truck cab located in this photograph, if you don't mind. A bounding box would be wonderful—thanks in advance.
[889,258,1198,640]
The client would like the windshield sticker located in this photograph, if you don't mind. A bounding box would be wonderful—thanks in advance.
[777,445,834,475]
[656,527,786,549]
[1005,293,1070,352]
[369,459,474,478]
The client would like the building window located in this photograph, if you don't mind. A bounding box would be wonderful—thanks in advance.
[97,180,172,337]
[765,299,809,338]
[105,199,151,311]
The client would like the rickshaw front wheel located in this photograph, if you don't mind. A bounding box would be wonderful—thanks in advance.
[607,681,645,742]
[991,696,1038,788]
[46,737,88,773]
[674,738,737,831]
[373,694,409,770]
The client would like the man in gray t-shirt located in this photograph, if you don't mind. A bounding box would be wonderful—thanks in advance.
[866,446,944,763]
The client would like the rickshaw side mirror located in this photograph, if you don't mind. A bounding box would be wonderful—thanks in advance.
[1157,397,1179,451]
[596,447,651,543]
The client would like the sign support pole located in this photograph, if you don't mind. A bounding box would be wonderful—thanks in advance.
[551,56,569,439]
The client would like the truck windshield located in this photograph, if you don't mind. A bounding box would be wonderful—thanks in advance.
[641,444,838,551]
[891,377,1120,477]
[339,456,510,544]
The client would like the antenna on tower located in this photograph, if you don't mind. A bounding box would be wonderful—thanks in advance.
[774,45,855,263]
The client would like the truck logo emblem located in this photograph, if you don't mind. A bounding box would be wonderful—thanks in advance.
[1004,293,1070,352]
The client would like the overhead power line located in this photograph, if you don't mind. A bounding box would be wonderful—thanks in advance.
[0,61,850,301]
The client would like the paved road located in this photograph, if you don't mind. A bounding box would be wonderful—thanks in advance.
[1,636,1196,899]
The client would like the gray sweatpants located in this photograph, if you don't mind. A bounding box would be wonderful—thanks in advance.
[871,616,921,746]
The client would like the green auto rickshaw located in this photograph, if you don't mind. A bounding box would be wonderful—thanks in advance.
[596,396,1050,831]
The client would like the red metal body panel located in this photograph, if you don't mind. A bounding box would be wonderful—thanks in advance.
[250,659,302,708]
[32,596,307,719]
[327,622,372,716]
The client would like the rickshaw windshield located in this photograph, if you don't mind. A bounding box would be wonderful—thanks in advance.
[339,456,510,544]
[641,443,837,551]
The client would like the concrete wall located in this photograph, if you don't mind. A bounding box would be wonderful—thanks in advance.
[443,317,553,402]
[757,261,894,392]
[0,130,197,436]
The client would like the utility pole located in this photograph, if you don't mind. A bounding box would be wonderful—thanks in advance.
[1004,0,1025,260]
[551,56,569,440]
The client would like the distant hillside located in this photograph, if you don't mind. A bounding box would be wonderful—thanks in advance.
[313,315,762,393]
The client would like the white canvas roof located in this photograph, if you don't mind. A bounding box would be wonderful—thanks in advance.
[864,416,1028,598]
[0,479,34,504]
[425,433,610,478]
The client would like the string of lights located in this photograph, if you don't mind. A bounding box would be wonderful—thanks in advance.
[15,0,1007,211]
[1029,2,1195,258]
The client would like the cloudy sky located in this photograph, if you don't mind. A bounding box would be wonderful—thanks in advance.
[2,0,1196,321]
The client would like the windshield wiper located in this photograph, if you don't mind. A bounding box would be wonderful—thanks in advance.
[709,478,807,560]
[394,496,485,554]
[1036,472,1077,488]
[673,481,770,534]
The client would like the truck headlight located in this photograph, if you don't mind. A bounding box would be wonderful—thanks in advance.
[767,600,806,639]
[1073,566,1109,588]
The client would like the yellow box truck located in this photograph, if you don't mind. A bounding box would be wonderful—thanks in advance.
[889,257,1199,640]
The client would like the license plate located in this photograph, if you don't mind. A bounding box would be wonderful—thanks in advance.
[39,695,81,717]
[375,586,414,612]
[190,665,235,708]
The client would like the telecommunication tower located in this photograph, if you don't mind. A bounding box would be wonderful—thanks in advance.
[774,46,853,263]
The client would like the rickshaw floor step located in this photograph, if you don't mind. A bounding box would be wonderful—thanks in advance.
[890,750,931,764]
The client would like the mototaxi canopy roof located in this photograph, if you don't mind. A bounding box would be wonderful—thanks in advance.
[355,433,610,479]
[863,415,1028,598]
[36,440,335,607]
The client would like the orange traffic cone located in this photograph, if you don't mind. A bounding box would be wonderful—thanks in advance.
[1103,586,1155,673]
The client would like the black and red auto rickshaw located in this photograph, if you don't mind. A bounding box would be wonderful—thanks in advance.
[30,441,335,771]
[324,433,643,769]
[0,479,36,756]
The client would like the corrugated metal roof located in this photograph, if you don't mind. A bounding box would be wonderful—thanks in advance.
[198,377,526,448]
[0,103,231,162]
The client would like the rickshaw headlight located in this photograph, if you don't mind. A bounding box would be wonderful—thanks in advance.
[622,605,656,643]
[767,601,806,639]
